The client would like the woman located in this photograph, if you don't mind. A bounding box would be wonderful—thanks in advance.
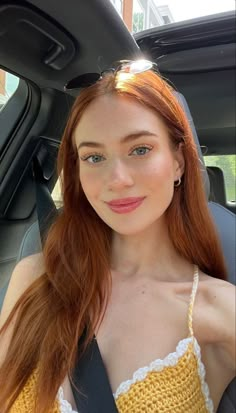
[0,60,235,413]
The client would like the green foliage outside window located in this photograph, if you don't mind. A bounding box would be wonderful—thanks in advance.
[204,155,236,202]
[133,12,144,33]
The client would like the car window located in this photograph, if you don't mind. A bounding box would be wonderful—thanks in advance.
[0,69,19,111]
[110,0,123,16]
[51,179,63,209]
[204,155,236,202]
[116,0,235,34]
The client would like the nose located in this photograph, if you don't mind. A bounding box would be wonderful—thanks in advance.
[106,158,134,191]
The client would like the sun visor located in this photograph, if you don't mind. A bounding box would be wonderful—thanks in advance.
[0,3,76,71]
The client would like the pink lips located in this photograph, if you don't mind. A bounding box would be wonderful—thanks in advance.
[105,197,145,214]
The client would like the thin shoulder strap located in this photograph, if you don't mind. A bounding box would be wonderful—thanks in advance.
[188,265,199,337]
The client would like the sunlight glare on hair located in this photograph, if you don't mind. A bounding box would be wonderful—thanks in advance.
[116,71,135,89]
[118,71,135,81]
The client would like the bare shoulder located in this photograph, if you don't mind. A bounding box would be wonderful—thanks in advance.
[196,272,235,373]
[199,273,235,320]
[0,252,45,327]
[197,272,235,327]
[198,272,235,304]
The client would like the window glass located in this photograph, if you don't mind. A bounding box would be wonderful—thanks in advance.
[110,0,123,15]
[162,15,171,24]
[51,179,63,209]
[131,0,235,33]
[204,155,236,202]
[133,0,145,33]
[0,69,19,111]
[110,0,235,34]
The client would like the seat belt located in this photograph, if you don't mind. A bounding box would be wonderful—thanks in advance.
[33,158,118,413]
[33,156,58,244]
[70,336,119,413]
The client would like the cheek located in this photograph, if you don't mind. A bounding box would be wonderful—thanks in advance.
[143,156,176,215]
[142,154,175,184]
[79,168,102,199]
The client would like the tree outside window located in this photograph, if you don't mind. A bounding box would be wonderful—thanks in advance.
[205,155,236,202]
[132,0,145,33]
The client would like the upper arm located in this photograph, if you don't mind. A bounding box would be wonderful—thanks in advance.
[208,280,236,373]
[0,253,45,365]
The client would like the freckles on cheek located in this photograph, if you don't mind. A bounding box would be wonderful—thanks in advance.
[144,160,173,181]
[160,151,176,174]
[79,169,101,196]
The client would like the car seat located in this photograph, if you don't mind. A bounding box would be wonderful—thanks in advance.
[207,166,227,207]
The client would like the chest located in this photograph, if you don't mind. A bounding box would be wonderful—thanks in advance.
[94,282,231,410]
[95,295,187,389]
[62,345,229,413]
[62,281,231,412]
[94,279,192,387]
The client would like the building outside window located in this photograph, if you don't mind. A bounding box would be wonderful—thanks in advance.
[109,0,174,33]
[149,7,159,28]
[132,0,174,33]
[157,4,174,25]
[162,14,171,24]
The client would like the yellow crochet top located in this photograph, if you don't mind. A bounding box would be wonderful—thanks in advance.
[9,266,214,413]
[9,370,60,413]
[113,266,214,413]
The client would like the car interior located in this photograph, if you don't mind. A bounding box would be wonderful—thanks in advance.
[0,1,235,411]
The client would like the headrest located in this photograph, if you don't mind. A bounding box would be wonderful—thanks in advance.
[173,92,210,198]
[207,166,227,206]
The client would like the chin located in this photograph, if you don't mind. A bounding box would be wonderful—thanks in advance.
[104,219,158,236]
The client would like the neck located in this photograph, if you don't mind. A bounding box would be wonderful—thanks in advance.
[110,217,193,282]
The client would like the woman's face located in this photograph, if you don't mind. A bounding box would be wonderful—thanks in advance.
[74,94,184,235]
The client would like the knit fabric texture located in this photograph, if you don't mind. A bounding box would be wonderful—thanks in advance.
[113,265,214,413]
[115,340,210,413]
[9,370,60,413]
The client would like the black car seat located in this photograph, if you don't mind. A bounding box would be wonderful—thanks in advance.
[0,93,235,412]
[207,166,227,207]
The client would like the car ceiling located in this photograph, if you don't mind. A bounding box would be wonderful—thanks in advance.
[0,1,235,154]
[135,11,236,155]
[0,0,140,90]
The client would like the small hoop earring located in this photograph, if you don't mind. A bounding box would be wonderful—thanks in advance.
[174,177,181,187]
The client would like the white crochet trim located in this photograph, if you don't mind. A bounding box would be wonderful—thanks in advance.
[113,336,193,400]
[193,337,214,413]
[57,386,78,413]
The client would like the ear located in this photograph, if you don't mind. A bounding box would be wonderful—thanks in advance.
[174,143,185,179]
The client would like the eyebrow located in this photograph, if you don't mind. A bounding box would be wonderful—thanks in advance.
[77,131,157,150]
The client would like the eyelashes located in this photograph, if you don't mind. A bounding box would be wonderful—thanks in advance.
[80,153,104,164]
[80,145,153,164]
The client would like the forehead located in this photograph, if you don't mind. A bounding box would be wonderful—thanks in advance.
[74,94,168,146]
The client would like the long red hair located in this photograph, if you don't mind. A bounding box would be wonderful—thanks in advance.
[0,69,227,412]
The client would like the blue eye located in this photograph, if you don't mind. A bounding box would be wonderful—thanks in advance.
[131,146,152,156]
[81,154,105,163]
